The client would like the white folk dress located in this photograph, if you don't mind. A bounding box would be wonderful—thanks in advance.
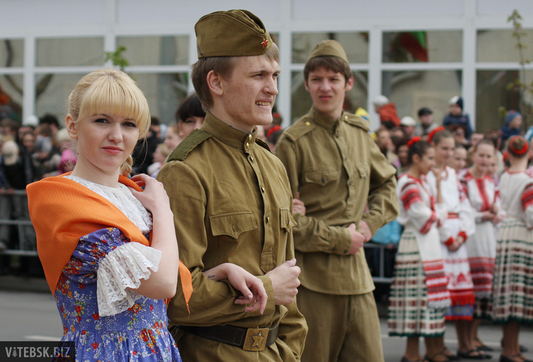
[427,166,476,320]
[460,170,499,318]
[492,170,533,325]
[388,174,450,337]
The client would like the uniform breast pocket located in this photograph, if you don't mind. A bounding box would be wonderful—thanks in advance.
[356,163,369,178]
[210,211,258,239]
[280,208,297,232]
[303,169,339,187]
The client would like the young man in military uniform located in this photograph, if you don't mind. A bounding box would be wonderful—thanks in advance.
[157,9,307,362]
[276,40,399,362]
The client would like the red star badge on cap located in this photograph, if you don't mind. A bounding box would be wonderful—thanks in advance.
[261,39,269,48]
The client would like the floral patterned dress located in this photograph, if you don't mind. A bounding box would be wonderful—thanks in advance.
[53,176,182,362]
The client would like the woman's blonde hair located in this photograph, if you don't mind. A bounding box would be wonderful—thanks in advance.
[68,69,150,175]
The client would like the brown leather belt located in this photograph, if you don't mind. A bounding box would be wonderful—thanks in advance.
[175,324,279,351]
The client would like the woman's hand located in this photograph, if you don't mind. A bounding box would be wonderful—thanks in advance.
[129,174,170,214]
[204,263,268,314]
[447,237,463,252]
[481,211,496,222]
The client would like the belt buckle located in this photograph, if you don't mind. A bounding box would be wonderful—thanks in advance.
[243,327,269,351]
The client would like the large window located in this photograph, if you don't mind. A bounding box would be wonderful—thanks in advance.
[36,37,104,67]
[0,74,23,122]
[129,72,189,125]
[0,39,24,122]
[476,70,533,133]
[383,31,463,63]
[116,36,189,66]
[0,39,24,68]
[35,73,85,120]
[292,32,369,64]
[383,70,462,123]
[477,29,533,63]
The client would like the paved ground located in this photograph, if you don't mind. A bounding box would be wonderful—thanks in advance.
[1,277,533,361]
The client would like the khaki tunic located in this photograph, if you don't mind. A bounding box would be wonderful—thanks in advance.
[158,113,307,362]
[275,108,399,295]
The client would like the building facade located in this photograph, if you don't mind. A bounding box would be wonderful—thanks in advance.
[1,0,533,131]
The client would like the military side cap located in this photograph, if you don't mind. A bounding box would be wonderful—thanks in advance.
[195,9,272,58]
[307,39,349,64]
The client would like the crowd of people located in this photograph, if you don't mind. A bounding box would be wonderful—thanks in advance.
[0,8,532,362]
[376,98,533,361]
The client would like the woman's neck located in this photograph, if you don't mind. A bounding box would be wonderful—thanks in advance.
[407,167,421,180]
[508,156,529,173]
[470,166,485,179]
[70,161,120,187]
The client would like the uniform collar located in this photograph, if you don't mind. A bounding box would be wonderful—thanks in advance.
[201,112,258,154]
[310,107,345,132]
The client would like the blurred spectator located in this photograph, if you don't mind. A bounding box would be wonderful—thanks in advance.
[19,115,38,142]
[1,118,20,143]
[265,111,283,134]
[373,95,400,129]
[375,128,398,164]
[132,116,163,175]
[176,93,206,139]
[33,123,61,178]
[368,220,402,276]
[39,113,61,135]
[469,131,484,148]
[414,107,438,138]
[164,123,182,154]
[41,128,76,177]
[448,123,469,147]
[267,128,284,152]
[21,132,35,154]
[148,143,170,177]
[450,142,467,175]
[389,126,406,147]
[392,137,410,176]
[400,116,416,138]
[487,148,500,186]
[484,130,505,176]
[355,107,370,123]
[0,137,37,253]
[443,96,473,140]
[500,110,522,146]
[0,92,14,120]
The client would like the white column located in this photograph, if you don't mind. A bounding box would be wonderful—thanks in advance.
[368,27,382,132]
[22,36,35,119]
[462,0,477,130]
[278,0,292,128]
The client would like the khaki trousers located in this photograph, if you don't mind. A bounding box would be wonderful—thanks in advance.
[297,286,384,362]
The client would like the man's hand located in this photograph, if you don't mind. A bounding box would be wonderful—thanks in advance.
[348,223,365,255]
[266,259,301,306]
[358,220,373,242]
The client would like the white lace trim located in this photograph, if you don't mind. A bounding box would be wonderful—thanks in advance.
[65,175,152,234]
[97,243,162,317]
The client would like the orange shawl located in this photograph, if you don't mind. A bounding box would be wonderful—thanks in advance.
[27,173,192,311]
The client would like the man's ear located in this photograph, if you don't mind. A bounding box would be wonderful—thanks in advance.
[206,70,224,96]
[304,79,310,93]
[345,76,354,92]
[65,114,78,139]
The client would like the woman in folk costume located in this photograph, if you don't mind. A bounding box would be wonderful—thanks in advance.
[425,127,481,360]
[27,69,266,361]
[388,137,451,362]
[459,139,504,355]
[492,136,533,362]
